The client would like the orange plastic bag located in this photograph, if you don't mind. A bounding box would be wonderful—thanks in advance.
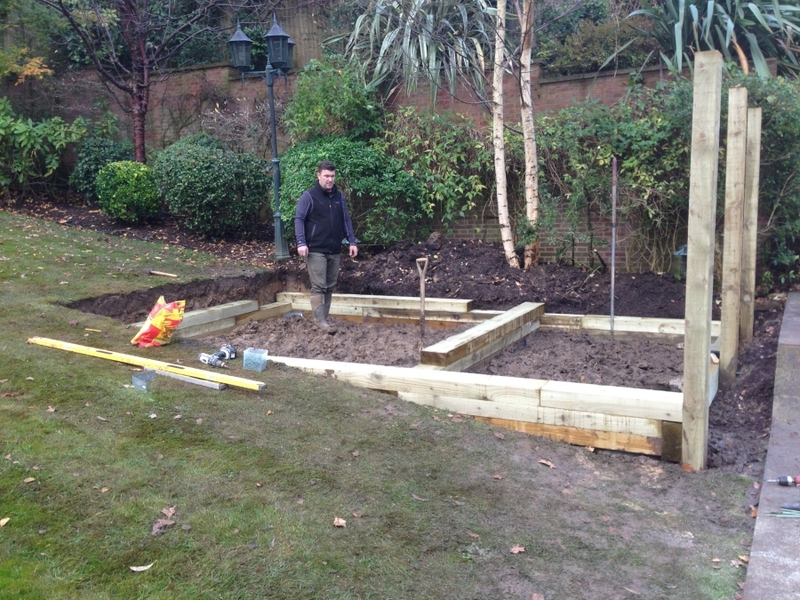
[131,296,185,348]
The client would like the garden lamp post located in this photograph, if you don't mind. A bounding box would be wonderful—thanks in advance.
[228,17,295,261]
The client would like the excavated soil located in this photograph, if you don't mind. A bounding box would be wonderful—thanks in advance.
[7,197,781,474]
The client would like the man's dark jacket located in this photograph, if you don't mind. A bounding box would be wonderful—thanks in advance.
[294,182,357,254]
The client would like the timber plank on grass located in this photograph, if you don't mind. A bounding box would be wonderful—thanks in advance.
[420,302,545,367]
[265,356,545,404]
[474,417,662,456]
[399,392,661,438]
[540,381,683,422]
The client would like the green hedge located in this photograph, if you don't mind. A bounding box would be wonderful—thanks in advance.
[153,138,269,238]
[95,161,161,223]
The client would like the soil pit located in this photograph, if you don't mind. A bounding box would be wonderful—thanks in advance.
[197,314,684,391]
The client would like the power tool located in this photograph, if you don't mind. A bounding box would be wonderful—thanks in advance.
[198,344,237,368]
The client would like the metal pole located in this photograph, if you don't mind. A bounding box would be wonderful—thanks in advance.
[610,156,617,339]
[266,63,290,261]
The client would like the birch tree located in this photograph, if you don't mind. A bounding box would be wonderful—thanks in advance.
[493,0,519,267]
[513,0,540,268]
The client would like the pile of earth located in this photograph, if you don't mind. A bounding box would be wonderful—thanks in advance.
[2,196,783,475]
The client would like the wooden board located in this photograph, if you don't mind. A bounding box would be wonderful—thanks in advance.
[540,380,683,421]
[540,314,722,338]
[265,355,545,404]
[420,302,544,366]
[235,301,293,324]
[399,392,662,438]
[173,317,237,339]
[474,417,662,456]
[132,299,258,331]
[431,320,540,372]
[277,292,473,313]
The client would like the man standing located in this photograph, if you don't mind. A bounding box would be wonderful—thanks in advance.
[294,160,358,329]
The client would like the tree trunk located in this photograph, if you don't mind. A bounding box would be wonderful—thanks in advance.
[493,0,519,268]
[519,0,540,269]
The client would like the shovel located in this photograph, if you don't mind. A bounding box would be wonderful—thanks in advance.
[416,257,429,343]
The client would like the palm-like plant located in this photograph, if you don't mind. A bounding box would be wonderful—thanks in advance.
[326,0,495,105]
[629,0,800,77]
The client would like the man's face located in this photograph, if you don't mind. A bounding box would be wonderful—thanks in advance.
[317,169,336,191]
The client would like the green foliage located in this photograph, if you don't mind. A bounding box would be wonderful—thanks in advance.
[629,0,800,78]
[280,136,425,245]
[69,137,134,202]
[95,160,161,223]
[152,138,269,238]
[536,0,609,44]
[331,0,492,105]
[535,87,692,269]
[537,18,658,77]
[376,107,495,227]
[282,55,383,142]
[724,72,800,287]
[0,97,87,190]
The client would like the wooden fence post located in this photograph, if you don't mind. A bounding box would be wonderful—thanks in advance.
[740,107,763,343]
[682,51,723,470]
[720,87,749,388]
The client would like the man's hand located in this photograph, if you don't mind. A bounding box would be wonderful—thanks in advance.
[349,245,358,258]
[298,245,309,257]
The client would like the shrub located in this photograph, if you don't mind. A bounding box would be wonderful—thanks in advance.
[153,139,269,238]
[282,55,383,142]
[69,137,134,202]
[279,136,425,246]
[95,161,161,223]
[376,108,496,227]
[0,97,87,190]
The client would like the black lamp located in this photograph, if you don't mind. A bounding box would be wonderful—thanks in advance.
[227,16,293,261]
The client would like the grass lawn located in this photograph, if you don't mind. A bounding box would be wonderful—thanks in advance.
[1,211,754,599]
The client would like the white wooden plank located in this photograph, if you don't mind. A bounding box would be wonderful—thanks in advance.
[434,320,540,372]
[173,317,237,339]
[540,380,683,421]
[266,356,545,404]
[277,292,473,312]
[399,392,661,437]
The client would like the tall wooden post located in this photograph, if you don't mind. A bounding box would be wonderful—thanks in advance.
[720,87,749,389]
[740,108,763,343]
[682,51,723,471]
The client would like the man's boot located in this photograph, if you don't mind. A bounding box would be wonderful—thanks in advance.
[310,293,330,329]
[323,291,337,332]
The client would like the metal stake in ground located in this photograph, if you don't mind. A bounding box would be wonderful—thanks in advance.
[416,257,429,343]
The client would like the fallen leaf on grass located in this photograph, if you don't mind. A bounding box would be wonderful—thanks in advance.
[351,450,360,457]
[738,555,749,563]
[149,413,157,419]
[100,487,109,493]
[411,494,429,502]
[266,410,273,415]
[1,393,15,398]
[750,506,758,518]
[351,511,363,518]
[151,519,175,536]
[492,474,503,480]
[0,517,9,527]
[451,417,464,423]
[26,377,34,381]
[173,415,181,420]
[510,545,525,554]
[711,558,721,563]
[532,594,544,600]
[493,432,506,440]
[23,477,36,483]
[333,517,347,527]
[129,562,155,572]
[467,531,480,539]
[195,418,203,425]
[161,506,176,518]
[4,454,10,460]
[539,459,556,469]
[255,482,263,488]
[46,406,56,413]
[0,379,8,383]
[96,416,108,422]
